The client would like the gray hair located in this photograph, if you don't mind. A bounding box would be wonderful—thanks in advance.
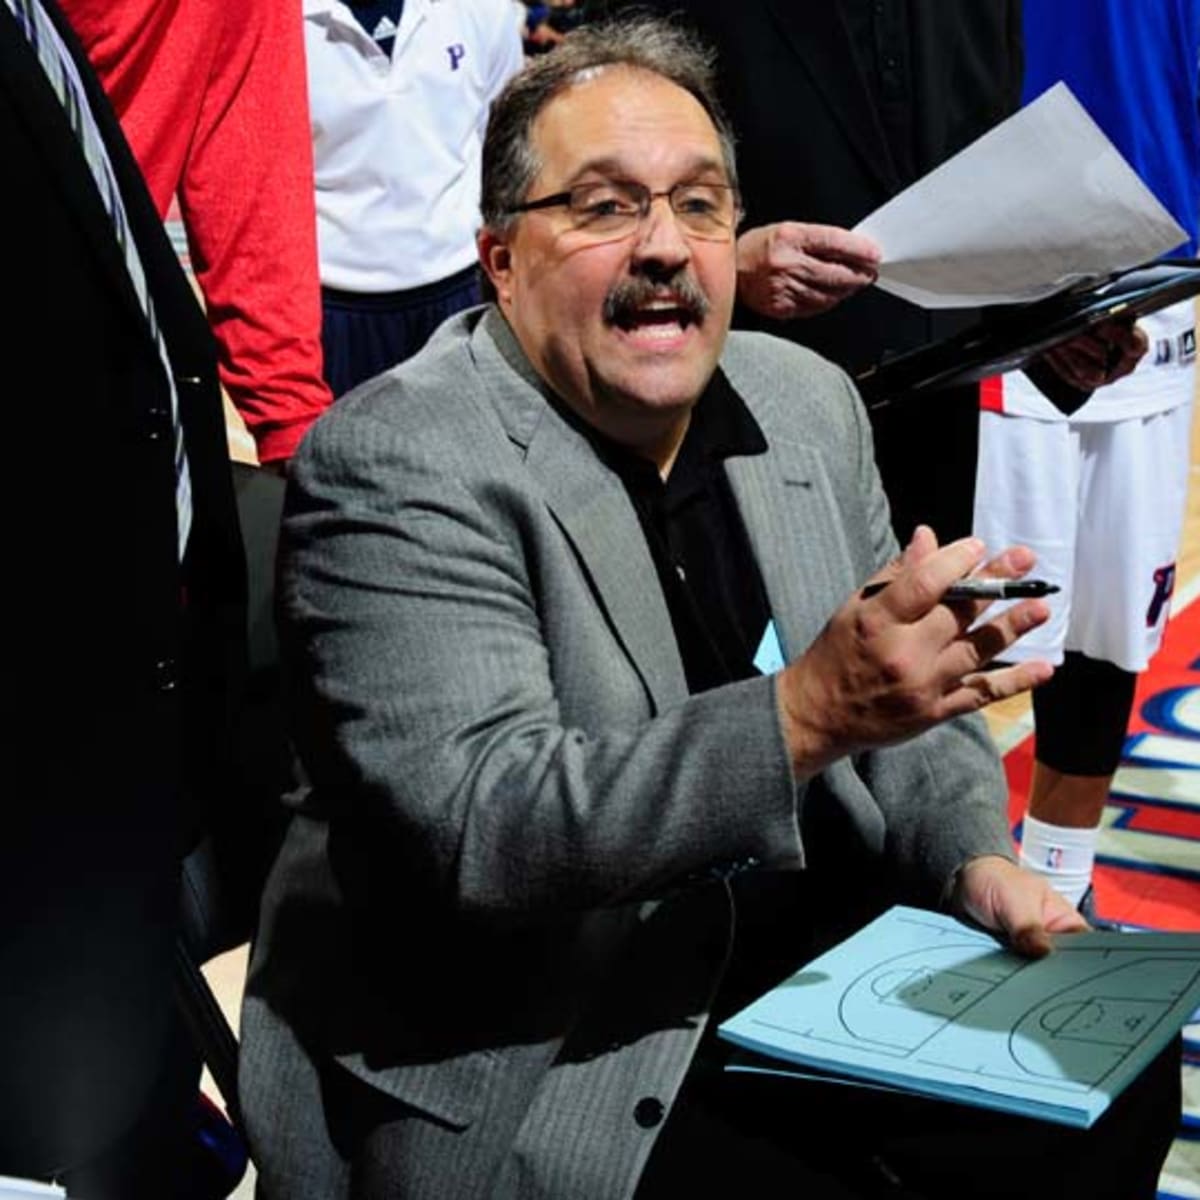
[480,13,739,234]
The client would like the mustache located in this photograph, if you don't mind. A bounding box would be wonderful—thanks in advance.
[602,272,710,328]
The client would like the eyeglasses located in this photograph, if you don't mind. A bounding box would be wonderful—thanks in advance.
[507,180,741,243]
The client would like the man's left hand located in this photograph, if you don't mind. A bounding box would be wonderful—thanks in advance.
[1040,318,1148,391]
[952,855,1088,959]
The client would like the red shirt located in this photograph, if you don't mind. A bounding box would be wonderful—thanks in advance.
[61,0,332,462]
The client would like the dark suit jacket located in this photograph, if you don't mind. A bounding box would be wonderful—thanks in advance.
[599,1,1023,540]
[0,0,244,1176]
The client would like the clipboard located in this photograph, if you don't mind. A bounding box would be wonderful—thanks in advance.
[854,257,1200,409]
[718,904,1200,1130]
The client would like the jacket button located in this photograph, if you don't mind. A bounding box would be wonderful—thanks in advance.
[153,658,178,692]
[633,1097,664,1129]
[146,405,169,441]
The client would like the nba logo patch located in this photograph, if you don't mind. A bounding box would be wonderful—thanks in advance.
[1180,327,1196,365]
[1046,846,1063,870]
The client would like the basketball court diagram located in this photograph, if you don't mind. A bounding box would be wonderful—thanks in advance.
[835,930,1200,1088]
[719,906,1200,1124]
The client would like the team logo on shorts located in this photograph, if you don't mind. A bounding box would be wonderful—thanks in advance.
[1147,562,1177,628]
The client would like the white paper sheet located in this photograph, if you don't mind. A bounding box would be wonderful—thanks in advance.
[0,1178,66,1198]
[854,83,1187,309]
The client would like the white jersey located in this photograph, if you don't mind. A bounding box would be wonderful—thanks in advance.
[304,0,523,293]
[983,300,1196,424]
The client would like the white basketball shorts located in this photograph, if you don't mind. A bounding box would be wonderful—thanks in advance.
[973,399,1193,671]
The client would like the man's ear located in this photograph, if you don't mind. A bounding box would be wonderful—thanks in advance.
[478,227,515,306]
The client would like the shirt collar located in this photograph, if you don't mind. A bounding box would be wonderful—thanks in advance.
[590,369,769,499]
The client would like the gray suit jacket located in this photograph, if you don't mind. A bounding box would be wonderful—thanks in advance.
[241,306,1012,1198]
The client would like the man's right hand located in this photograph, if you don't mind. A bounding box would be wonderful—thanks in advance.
[736,222,881,320]
[775,526,1054,777]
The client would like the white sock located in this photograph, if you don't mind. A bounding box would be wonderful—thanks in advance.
[1018,813,1099,906]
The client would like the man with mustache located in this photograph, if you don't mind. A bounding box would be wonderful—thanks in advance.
[240,17,1181,1198]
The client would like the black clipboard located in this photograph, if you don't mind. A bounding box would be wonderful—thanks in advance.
[854,257,1200,409]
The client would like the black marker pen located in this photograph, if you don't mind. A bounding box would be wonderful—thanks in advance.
[861,579,1061,601]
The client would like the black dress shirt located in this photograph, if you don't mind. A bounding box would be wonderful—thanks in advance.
[588,373,813,1026]
[839,0,917,184]
[593,370,771,695]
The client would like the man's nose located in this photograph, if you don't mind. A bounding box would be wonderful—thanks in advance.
[629,195,692,271]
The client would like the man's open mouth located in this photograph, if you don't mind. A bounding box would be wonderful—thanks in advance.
[611,298,700,332]
[603,274,710,333]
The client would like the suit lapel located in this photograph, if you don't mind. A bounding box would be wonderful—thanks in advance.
[0,2,156,340]
[533,429,690,711]
[762,0,903,196]
[472,313,689,712]
[725,436,849,665]
[473,310,854,695]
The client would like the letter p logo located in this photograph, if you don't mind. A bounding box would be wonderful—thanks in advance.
[447,43,466,70]
[1147,563,1177,628]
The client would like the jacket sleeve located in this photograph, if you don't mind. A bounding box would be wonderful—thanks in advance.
[176,1,331,462]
